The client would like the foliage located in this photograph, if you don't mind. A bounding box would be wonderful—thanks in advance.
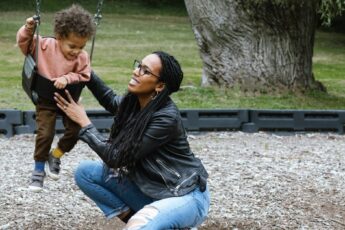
[249,0,313,7]
[319,0,345,26]
[246,0,345,26]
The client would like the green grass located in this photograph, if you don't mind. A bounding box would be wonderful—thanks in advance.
[2,7,345,110]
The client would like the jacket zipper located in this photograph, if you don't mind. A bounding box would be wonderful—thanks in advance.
[147,160,169,187]
[174,172,197,195]
[156,159,181,178]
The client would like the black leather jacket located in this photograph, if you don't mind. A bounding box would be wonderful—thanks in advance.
[79,72,208,199]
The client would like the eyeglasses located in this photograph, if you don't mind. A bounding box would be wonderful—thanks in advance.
[133,59,160,78]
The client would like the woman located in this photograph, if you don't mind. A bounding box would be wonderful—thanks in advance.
[54,51,210,229]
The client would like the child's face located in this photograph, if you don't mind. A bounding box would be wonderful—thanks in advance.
[58,33,89,61]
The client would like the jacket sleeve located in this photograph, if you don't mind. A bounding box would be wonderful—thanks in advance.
[79,124,119,167]
[133,112,178,160]
[79,111,178,167]
[86,71,122,114]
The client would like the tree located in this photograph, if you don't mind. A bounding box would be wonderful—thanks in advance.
[184,0,342,93]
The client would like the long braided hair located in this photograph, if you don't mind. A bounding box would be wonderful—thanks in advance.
[106,51,183,177]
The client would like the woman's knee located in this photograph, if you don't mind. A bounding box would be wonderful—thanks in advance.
[125,205,159,230]
[74,160,102,186]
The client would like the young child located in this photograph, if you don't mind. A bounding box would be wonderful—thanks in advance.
[16,4,96,192]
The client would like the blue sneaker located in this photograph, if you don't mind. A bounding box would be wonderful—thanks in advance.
[29,170,46,192]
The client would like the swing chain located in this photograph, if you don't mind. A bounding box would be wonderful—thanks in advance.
[90,0,104,62]
[94,0,104,26]
[34,0,41,23]
[32,0,41,66]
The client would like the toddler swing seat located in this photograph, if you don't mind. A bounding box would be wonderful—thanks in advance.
[22,54,39,104]
[22,53,85,104]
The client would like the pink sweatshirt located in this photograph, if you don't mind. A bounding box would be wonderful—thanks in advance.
[16,25,91,84]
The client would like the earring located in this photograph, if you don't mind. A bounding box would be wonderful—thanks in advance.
[151,91,159,100]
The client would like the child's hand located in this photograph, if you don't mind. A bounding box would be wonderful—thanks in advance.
[25,17,36,30]
[53,76,68,89]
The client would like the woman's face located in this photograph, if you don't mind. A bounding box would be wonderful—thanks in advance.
[128,54,162,97]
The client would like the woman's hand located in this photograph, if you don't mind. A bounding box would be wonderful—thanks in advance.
[54,90,91,128]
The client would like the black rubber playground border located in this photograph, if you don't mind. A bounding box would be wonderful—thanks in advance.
[1,109,345,137]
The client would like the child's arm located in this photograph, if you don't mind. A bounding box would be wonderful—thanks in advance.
[61,52,91,85]
[52,55,90,89]
[16,17,37,55]
[53,76,68,89]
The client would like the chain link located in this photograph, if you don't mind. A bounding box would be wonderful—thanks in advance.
[94,0,104,26]
[90,0,105,62]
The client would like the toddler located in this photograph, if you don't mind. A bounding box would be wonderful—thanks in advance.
[16,4,96,192]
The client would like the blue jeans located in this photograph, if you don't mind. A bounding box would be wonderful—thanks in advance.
[74,160,210,229]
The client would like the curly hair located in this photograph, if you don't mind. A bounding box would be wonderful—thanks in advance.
[54,4,96,39]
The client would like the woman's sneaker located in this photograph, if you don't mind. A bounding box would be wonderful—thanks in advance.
[47,152,61,180]
[29,170,46,192]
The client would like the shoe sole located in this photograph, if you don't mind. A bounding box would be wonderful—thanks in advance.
[46,162,60,180]
[47,169,60,180]
[28,185,43,192]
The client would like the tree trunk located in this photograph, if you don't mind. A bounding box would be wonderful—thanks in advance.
[184,0,325,93]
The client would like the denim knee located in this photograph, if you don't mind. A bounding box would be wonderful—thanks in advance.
[74,160,100,187]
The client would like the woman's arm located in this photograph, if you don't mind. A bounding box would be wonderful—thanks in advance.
[54,90,118,167]
[86,71,122,114]
[78,112,178,167]
[79,124,119,167]
[55,90,178,167]
[133,111,178,160]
